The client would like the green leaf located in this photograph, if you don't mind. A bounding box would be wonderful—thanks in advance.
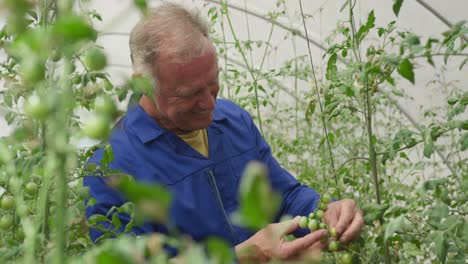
[428,202,449,227]
[398,58,415,84]
[460,132,468,151]
[423,138,434,158]
[88,214,110,226]
[234,161,281,230]
[459,58,468,70]
[111,213,122,230]
[205,237,234,263]
[378,27,385,37]
[433,231,448,263]
[133,0,148,14]
[326,53,337,81]
[109,175,172,223]
[363,203,389,224]
[52,15,97,44]
[305,99,317,123]
[130,76,154,101]
[393,0,404,17]
[366,10,375,29]
[447,104,465,120]
[3,94,12,108]
[384,215,404,242]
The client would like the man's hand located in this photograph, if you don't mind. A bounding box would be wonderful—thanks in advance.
[235,216,328,263]
[323,199,364,243]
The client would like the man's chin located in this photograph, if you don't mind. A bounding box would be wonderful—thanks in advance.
[186,118,212,131]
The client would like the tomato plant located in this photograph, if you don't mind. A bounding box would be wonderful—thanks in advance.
[0,0,466,263]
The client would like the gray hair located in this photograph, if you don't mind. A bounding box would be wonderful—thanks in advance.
[129,2,211,90]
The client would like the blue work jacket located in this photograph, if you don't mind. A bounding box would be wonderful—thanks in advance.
[84,99,320,248]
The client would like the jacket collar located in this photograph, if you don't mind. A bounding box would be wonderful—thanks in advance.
[127,102,227,144]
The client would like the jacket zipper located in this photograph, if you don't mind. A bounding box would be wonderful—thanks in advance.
[208,170,237,244]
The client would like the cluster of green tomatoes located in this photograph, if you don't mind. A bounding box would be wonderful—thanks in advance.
[0,181,38,231]
[297,193,353,264]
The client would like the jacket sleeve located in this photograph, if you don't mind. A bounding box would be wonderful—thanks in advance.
[241,110,321,237]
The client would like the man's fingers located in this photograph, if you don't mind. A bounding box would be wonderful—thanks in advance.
[335,199,356,235]
[280,229,328,259]
[281,216,300,235]
[324,207,338,229]
[339,210,364,243]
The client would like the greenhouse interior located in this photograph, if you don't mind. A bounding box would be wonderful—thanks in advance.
[0,0,466,263]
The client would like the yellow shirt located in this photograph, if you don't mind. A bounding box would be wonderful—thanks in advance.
[177,129,209,158]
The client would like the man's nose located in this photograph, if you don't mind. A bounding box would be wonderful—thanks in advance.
[198,91,215,110]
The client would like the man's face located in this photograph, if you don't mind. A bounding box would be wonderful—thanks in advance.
[153,41,219,133]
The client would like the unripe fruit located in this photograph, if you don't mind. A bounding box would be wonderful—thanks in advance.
[319,202,328,210]
[315,210,324,220]
[25,182,38,195]
[83,114,111,139]
[84,47,107,71]
[308,212,315,219]
[341,253,352,264]
[299,216,308,229]
[319,223,327,229]
[77,186,91,200]
[0,215,14,229]
[308,219,319,232]
[330,227,338,238]
[321,193,332,204]
[21,58,46,83]
[0,195,15,210]
[24,94,49,120]
[328,240,339,252]
[50,49,62,62]
[94,95,116,116]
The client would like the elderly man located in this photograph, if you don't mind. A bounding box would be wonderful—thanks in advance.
[84,3,363,262]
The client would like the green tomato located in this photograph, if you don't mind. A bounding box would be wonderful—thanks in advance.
[77,186,90,200]
[0,215,14,229]
[328,240,339,252]
[0,195,15,210]
[329,227,338,238]
[315,210,324,220]
[21,58,46,83]
[25,182,38,195]
[83,114,111,139]
[50,49,62,62]
[321,193,332,204]
[308,219,319,232]
[308,212,315,219]
[103,79,113,91]
[319,202,328,210]
[24,94,49,120]
[65,62,76,74]
[299,216,308,229]
[319,223,327,229]
[71,75,81,85]
[84,47,107,71]
[341,253,352,264]
[94,95,116,116]
[17,204,29,217]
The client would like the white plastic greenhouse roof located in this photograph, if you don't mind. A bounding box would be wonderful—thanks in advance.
[0,0,467,139]
[90,0,467,113]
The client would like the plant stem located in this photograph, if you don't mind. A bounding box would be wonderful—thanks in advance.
[54,154,67,264]
[298,0,339,198]
[223,1,270,134]
[363,72,381,205]
[219,8,231,99]
[347,0,390,262]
